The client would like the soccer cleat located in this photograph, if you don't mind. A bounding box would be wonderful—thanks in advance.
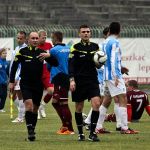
[78,134,85,141]
[88,132,100,142]
[28,130,36,141]
[40,109,46,118]
[116,127,121,131]
[120,128,139,134]
[12,117,24,123]
[59,130,75,135]
[57,126,68,134]
[95,128,111,134]
[0,109,6,113]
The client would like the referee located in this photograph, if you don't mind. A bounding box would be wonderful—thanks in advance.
[69,25,102,142]
[9,32,58,141]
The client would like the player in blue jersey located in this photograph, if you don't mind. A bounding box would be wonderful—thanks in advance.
[0,48,9,112]
[39,31,74,135]
[103,22,138,134]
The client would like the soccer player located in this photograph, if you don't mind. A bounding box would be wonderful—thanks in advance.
[0,48,9,112]
[9,32,58,141]
[69,24,101,142]
[103,22,138,134]
[126,80,150,122]
[10,31,27,123]
[39,31,74,134]
[37,30,53,119]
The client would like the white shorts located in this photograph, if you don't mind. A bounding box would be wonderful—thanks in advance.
[14,80,20,90]
[104,79,126,97]
[99,83,104,96]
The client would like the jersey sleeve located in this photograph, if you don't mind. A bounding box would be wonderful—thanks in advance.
[9,50,22,83]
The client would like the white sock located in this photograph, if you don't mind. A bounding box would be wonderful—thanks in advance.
[84,108,92,124]
[18,100,25,119]
[119,107,128,130]
[41,100,46,106]
[13,99,19,110]
[96,105,107,129]
[114,103,121,128]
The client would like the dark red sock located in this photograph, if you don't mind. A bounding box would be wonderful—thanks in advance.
[61,104,74,131]
[52,103,64,126]
[43,93,52,103]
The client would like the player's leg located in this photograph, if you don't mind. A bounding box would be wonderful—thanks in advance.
[0,84,7,112]
[38,77,53,119]
[96,93,111,134]
[58,86,74,134]
[75,101,85,141]
[114,96,121,130]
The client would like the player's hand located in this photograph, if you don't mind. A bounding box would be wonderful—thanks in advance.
[121,66,129,75]
[114,77,119,87]
[70,80,76,92]
[38,53,50,61]
[8,83,14,94]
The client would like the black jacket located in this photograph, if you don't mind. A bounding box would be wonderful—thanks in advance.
[10,46,58,83]
[69,40,99,80]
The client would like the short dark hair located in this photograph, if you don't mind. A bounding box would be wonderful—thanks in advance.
[18,31,26,37]
[53,31,63,42]
[79,24,90,29]
[127,80,138,88]
[109,22,120,35]
[103,27,109,36]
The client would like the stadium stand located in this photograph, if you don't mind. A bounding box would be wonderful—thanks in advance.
[0,0,150,38]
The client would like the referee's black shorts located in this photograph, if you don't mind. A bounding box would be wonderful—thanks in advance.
[71,77,100,102]
[20,80,43,106]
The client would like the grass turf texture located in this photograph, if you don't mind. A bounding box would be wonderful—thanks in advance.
[0,96,149,150]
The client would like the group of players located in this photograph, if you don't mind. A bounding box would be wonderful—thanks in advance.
[0,22,150,142]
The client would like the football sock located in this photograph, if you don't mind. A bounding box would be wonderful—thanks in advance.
[119,107,128,130]
[43,93,52,103]
[114,103,121,128]
[61,104,74,131]
[85,108,92,124]
[75,112,83,134]
[18,100,25,120]
[25,111,33,132]
[91,110,99,134]
[96,105,107,129]
[13,98,19,110]
[52,103,64,125]
[32,113,38,132]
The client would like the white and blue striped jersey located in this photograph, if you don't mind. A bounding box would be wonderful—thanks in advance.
[9,43,27,80]
[103,35,122,80]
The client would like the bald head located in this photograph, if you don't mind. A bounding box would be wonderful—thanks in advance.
[28,32,39,47]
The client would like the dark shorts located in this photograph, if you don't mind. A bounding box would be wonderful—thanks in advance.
[52,73,69,102]
[20,81,43,106]
[71,78,100,102]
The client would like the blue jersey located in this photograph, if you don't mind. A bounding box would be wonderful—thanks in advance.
[103,35,122,80]
[0,58,9,84]
[50,43,69,81]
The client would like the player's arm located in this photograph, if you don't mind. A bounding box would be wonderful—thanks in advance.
[38,50,58,66]
[144,94,150,116]
[9,51,21,92]
[126,93,132,122]
[68,45,76,92]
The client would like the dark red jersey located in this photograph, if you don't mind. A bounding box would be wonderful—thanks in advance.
[127,90,149,120]
[38,42,53,89]
[38,42,52,51]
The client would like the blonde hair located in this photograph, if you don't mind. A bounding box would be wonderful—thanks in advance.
[0,48,6,56]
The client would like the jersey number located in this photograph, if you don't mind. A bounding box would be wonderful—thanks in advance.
[136,99,143,112]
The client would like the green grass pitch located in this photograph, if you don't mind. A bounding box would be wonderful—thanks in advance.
[0,96,149,150]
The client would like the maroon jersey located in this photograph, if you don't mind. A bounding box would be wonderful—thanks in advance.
[127,90,149,120]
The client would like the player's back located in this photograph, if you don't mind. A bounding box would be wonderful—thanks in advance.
[127,90,148,120]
